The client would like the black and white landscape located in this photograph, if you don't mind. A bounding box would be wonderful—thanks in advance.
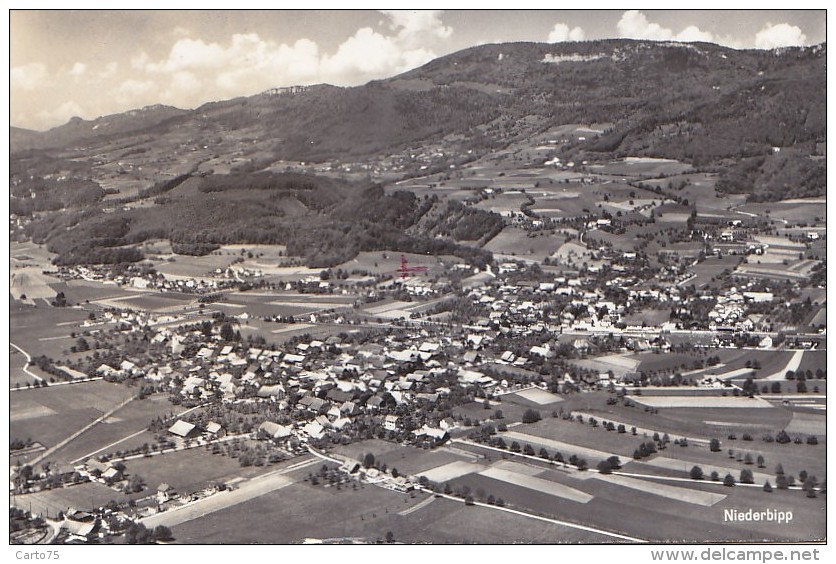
[9,10,826,546]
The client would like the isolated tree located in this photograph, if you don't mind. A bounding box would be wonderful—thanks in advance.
[710,471,720,482]
[153,525,173,541]
[363,453,375,469]
[740,469,754,484]
[690,466,704,480]
[756,455,765,468]
[724,473,736,487]
[763,481,773,492]
[803,476,818,498]
[220,322,235,342]
[522,409,542,424]
[710,438,721,452]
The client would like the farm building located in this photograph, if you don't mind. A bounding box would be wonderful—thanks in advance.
[258,421,293,441]
[167,419,198,438]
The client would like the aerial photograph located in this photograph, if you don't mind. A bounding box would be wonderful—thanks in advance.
[8,8,827,548]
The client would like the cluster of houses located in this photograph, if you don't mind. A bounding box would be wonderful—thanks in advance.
[54,264,236,293]
[707,286,774,333]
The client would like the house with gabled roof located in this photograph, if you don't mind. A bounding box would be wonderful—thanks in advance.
[168,419,197,438]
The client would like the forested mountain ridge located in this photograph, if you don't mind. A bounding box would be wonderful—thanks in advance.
[14,40,825,171]
[10,39,826,267]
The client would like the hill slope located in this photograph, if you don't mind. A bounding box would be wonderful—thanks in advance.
[9,39,827,267]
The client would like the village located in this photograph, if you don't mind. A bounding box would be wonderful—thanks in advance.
[10,197,827,543]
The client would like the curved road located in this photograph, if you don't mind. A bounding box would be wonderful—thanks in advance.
[10,342,44,383]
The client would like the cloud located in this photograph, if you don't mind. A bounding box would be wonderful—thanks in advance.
[675,25,715,43]
[14,11,456,129]
[69,62,87,77]
[131,9,451,106]
[754,23,807,49]
[11,63,47,90]
[548,23,586,43]
[35,100,84,127]
[380,9,452,45]
[116,78,157,106]
[99,62,119,79]
[617,10,715,43]
[321,27,435,81]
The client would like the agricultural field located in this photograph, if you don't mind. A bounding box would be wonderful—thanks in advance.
[484,227,565,261]
[123,444,282,496]
[515,416,654,459]
[588,157,693,178]
[331,439,475,477]
[93,291,197,313]
[45,393,180,465]
[685,255,744,289]
[573,353,641,377]
[10,345,39,387]
[171,476,617,544]
[334,250,456,278]
[10,381,136,461]
[14,481,130,519]
[738,200,826,225]
[149,253,239,280]
[10,304,91,359]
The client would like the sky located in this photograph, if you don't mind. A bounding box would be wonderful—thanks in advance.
[9,8,827,131]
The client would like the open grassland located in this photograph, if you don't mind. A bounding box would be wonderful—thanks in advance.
[454,397,533,424]
[739,201,826,225]
[331,439,471,477]
[500,430,618,462]
[10,345,40,387]
[46,394,178,464]
[783,411,826,436]
[123,443,280,495]
[11,305,91,358]
[151,253,237,279]
[511,387,563,405]
[140,458,320,529]
[10,381,136,454]
[588,158,693,177]
[630,395,773,409]
[686,255,744,289]
[559,392,795,444]
[484,227,565,261]
[172,480,615,543]
[419,460,486,482]
[519,417,653,459]
[52,280,137,305]
[591,473,726,506]
[479,465,593,503]
[10,267,60,300]
[635,456,772,485]
[334,250,455,278]
[573,353,641,377]
[96,292,197,313]
[584,474,824,542]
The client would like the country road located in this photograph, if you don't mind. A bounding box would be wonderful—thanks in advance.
[140,457,318,529]
[10,341,44,383]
